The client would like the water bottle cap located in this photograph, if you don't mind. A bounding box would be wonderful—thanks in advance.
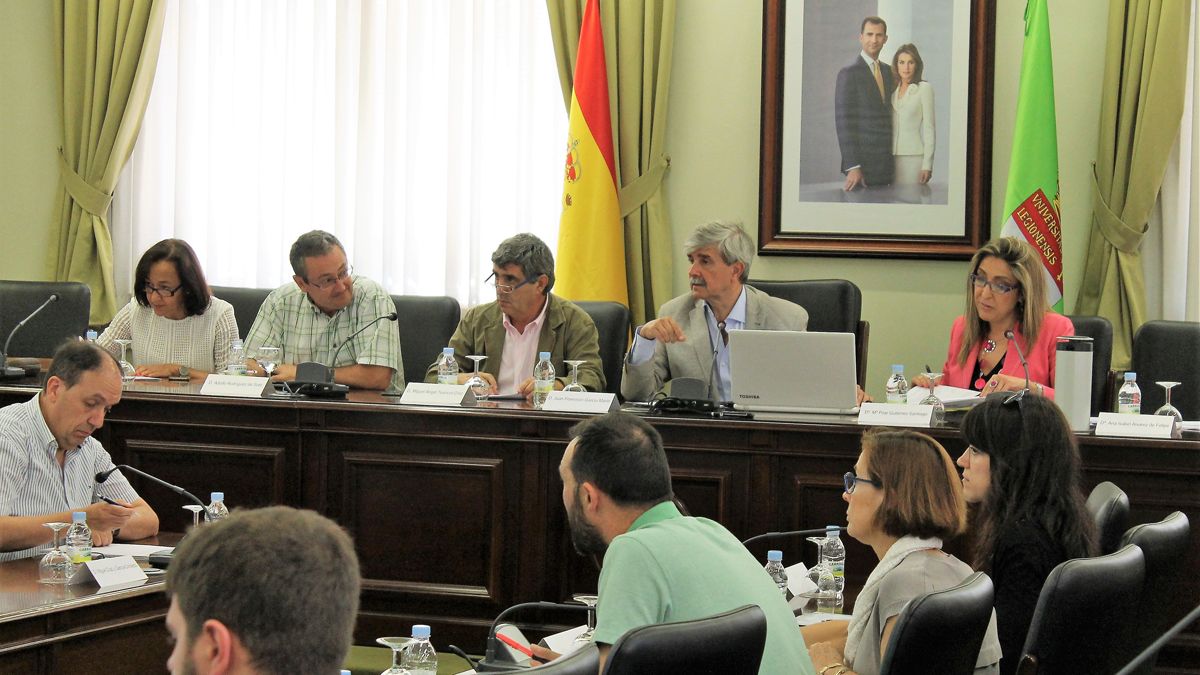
[443,347,455,355]
[539,351,551,360]
[411,624,431,639]
[767,550,783,562]
[210,492,224,502]
[1124,372,1136,381]
[85,329,98,340]
[891,364,904,373]
[72,511,87,522]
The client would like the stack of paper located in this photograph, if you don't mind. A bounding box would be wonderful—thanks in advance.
[907,385,982,409]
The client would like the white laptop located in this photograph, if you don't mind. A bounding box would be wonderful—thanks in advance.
[729,330,860,414]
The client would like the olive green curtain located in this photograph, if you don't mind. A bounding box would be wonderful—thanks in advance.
[1076,0,1192,368]
[49,0,166,325]
[547,0,676,326]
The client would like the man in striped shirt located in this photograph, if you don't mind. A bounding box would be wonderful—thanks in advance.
[0,341,159,561]
[244,230,402,390]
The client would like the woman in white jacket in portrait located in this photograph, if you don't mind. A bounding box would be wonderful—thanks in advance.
[891,43,935,185]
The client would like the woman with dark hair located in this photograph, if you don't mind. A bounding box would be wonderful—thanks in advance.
[804,428,1001,675]
[913,237,1074,397]
[891,43,935,185]
[97,239,238,380]
[959,395,1097,675]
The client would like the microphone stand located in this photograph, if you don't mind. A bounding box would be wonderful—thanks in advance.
[742,526,843,547]
[476,600,590,672]
[2,294,58,378]
[1003,329,1032,397]
[97,465,207,510]
[324,312,398,381]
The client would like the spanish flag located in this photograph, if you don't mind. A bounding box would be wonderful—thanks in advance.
[555,0,628,306]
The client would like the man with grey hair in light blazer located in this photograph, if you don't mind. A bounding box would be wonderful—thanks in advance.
[620,221,809,403]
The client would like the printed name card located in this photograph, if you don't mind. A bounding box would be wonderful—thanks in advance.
[541,391,620,414]
[69,555,148,592]
[400,383,478,407]
[857,402,935,428]
[200,374,272,398]
[1095,413,1176,439]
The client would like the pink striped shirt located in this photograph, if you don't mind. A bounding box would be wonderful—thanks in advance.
[496,297,550,395]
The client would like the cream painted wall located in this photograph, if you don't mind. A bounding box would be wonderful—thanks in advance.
[664,0,1109,398]
[0,0,58,281]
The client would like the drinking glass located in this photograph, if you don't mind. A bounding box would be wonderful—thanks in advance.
[465,355,489,399]
[805,535,827,585]
[376,636,413,675]
[919,372,945,426]
[572,594,600,644]
[38,522,73,584]
[113,338,135,380]
[256,346,280,379]
[563,360,587,393]
[183,504,204,531]
[1154,382,1183,431]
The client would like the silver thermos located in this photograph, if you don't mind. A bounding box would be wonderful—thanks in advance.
[1055,335,1094,432]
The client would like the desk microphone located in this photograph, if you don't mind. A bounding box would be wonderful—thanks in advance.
[296,312,398,384]
[1003,329,1031,392]
[477,600,589,672]
[741,526,843,546]
[1,293,58,378]
[96,464,207,509]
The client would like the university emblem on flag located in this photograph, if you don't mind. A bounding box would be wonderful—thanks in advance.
[1010,188,1063,283]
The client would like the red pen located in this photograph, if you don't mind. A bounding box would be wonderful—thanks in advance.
[496,632,533,657]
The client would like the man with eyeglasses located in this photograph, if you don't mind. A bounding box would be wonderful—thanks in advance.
[425,233,604,399]
[244,230,402,390]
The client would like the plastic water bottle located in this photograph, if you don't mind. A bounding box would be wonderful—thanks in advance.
[816,564,839,613]
[226,340,247,376]
[436,347,459,385]
[1117,372,1141,415]
[823,525,846,595]
[205,492,229,523]
[401,624,438,675]
[886,364,909,404]
[764,549,788,597]
[85,329,98,342]
[532,352,555,409]
[66,511,92,564]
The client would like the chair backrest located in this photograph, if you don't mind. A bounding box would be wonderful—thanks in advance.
[1131,320,1200,420]
[574,301,630,396]
[1065,314,1114,415]
[0,280,91,357]
[391,295,461,386]
[601,604,767,675]
[1119,512,1191,675]
[880,572,995,675]
[529,644,600,674]
[210,286,272,340]
[1017,544,1145,675]
[747,279,869,387]
[1085,481,1130,555]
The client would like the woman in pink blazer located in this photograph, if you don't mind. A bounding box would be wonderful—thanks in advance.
[914,237,1074,398]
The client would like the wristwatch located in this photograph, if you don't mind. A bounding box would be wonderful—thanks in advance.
[178,365,190,379]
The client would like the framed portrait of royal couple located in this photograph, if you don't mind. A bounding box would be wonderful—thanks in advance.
[759,0,995,258]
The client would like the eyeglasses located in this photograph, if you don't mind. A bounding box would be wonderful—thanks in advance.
[143,283,183,298]
[306,265,353,290]
[486,272,535,295]
[843,471,882,494]
[968,273,1018,295]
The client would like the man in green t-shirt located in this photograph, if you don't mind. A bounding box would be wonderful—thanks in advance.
[530,412,816,674]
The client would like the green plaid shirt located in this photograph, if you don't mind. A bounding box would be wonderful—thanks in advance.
[244,276,403,387]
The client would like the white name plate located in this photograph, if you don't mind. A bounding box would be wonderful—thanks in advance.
[69,555,148,592]
[541,391,619,414]
[400,383,477,407]
[200,374,272,398]
[857,402,935,428]
[1095,412,1176,439]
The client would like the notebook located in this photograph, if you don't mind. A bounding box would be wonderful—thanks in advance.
[729,330,860,414]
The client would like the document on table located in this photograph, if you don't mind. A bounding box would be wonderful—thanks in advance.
[92,543,174,558]
[907,385,983,408]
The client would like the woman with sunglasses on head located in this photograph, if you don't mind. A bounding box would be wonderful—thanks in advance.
[97,239,238,381]
[958,395,1096,675]
[804,428,1001,675]
[912,237,1073,397]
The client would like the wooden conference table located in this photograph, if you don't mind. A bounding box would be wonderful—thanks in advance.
[1,379,1197,671]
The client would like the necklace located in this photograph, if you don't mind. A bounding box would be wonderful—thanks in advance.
[982,339,997,354]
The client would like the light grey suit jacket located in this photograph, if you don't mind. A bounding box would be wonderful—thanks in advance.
[620,285,809,401]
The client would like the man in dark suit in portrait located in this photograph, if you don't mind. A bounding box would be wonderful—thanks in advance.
[835,16,894,191]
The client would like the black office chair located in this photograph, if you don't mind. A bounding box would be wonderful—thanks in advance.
[880,572,995,675]
[0,280,91,357]
[1131,320,1200,420]
[748,279,869,387]
[575,300,630,396]
[601,604,766,675]
[530,644,600,674]
[1085,481,1130,555]
[210,286,272,340]
[1016,544,1145,675]
[1119,512,1191,674]
[392,294,460,386]
[1065,314,1114,415]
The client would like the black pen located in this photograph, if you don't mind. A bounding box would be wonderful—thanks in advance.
[96,495,122,506]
